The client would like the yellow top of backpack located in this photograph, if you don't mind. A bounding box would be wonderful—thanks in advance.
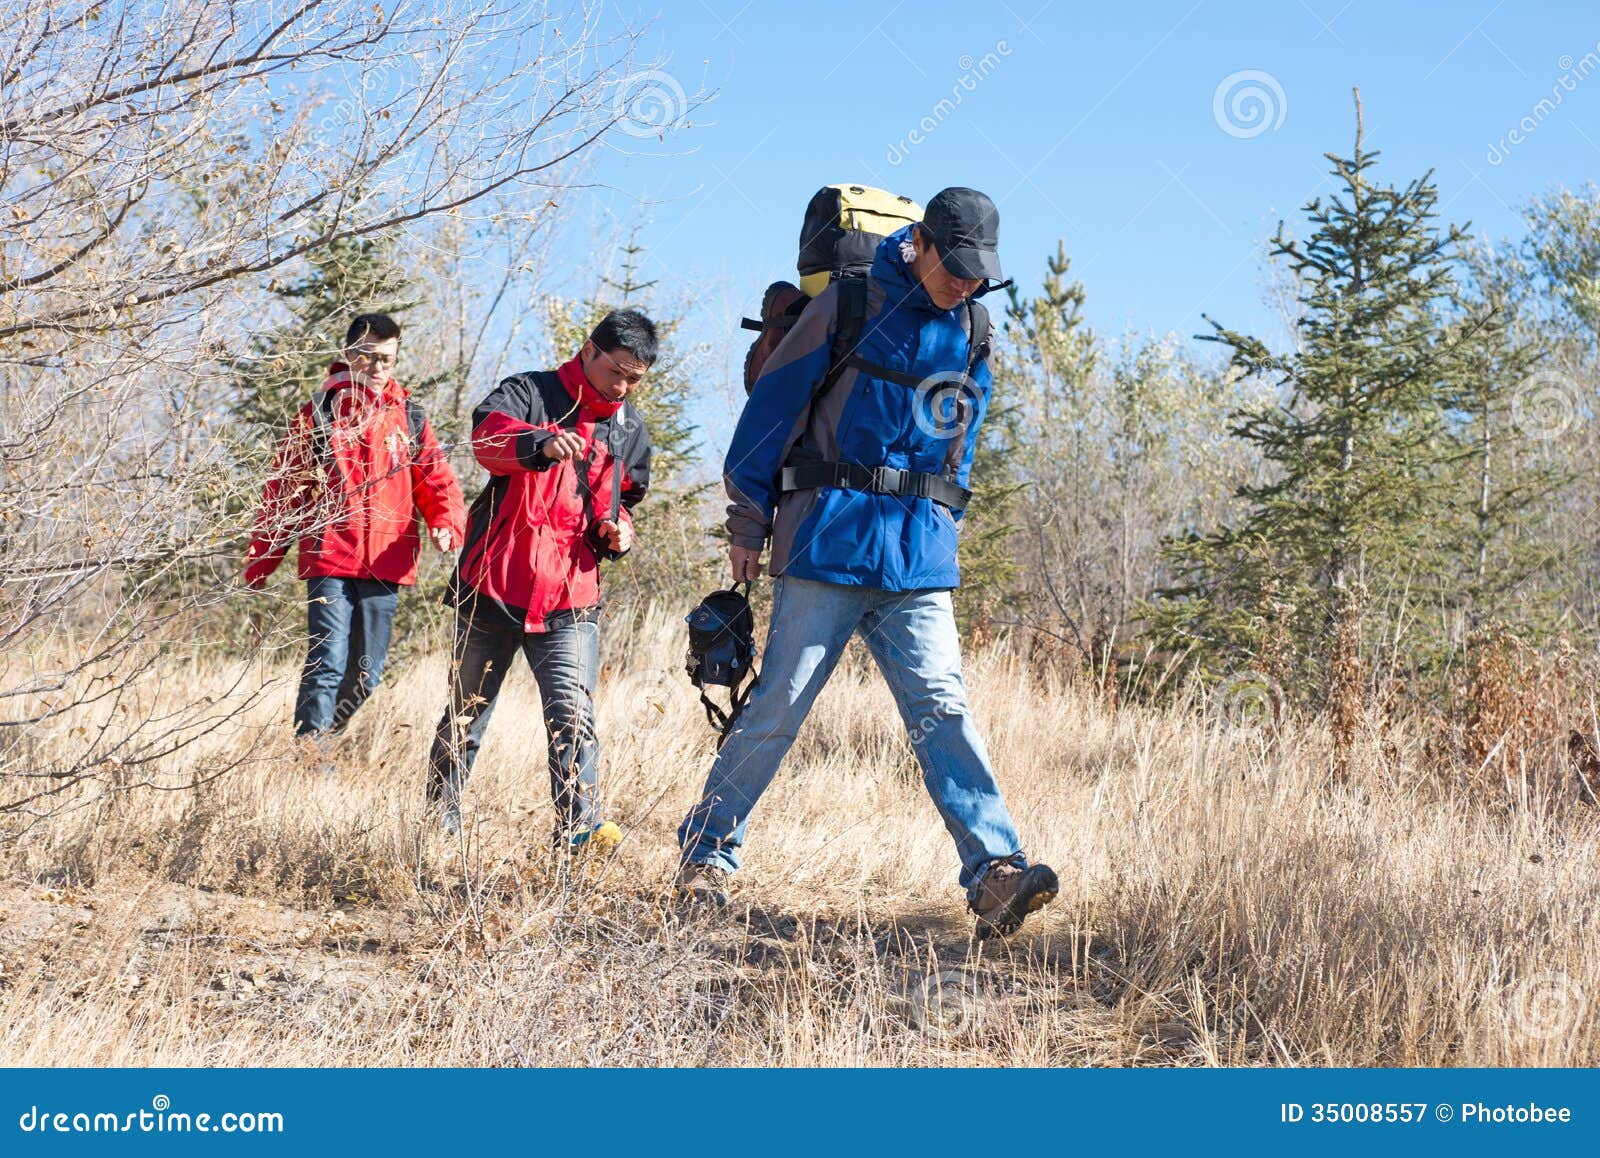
[797,184,923,297]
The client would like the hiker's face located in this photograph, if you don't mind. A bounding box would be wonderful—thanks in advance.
[581,341,649,403]
[344,336,399,390]
[911,228,983,311]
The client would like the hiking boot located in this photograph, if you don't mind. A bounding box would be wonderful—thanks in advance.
[433,791,462,836]
[438,802,462,836]
[564,820,623,858]
[294,733,338,776]
[673,861,731,908]
[969,856,1058,939]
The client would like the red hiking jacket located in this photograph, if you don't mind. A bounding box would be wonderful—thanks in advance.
[244,365,466,587]
[454,357,652,632]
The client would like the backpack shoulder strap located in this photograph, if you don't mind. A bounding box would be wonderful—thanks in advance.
[771,279,870,476]
[309,387,338,466]
[826,276,869,385]
[404,398,426,461]
[965,299,991,377]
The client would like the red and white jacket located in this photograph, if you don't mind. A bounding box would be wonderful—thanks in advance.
[244,365,466,587]
[454,357,652,632]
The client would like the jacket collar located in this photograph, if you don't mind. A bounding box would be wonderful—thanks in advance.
[872,225,944,317]
[557,356,624,421]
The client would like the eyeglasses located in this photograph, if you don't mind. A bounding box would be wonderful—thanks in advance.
[348,346,397,368]
[594,346,648,387]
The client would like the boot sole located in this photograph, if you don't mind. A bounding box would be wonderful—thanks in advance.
[678,888,730,908]
[976,864,1060,939]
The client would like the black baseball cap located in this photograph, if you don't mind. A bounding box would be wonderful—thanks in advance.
[919,187,1003,282]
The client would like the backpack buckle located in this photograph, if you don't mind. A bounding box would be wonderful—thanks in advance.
[872,466,904,494]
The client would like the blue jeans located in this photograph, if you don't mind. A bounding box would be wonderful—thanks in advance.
[294,576,400,736]
[677,575,1024,894]
[427,604,603,834]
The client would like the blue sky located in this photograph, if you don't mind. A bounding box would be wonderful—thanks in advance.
[558,0,1597,375]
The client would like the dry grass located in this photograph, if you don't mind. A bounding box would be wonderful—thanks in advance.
[1,605,1595,1066]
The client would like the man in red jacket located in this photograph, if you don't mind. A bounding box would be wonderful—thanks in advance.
[245,313,466,739]
[428,309,655,846]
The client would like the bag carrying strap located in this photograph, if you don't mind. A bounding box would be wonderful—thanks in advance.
[779,461,971,510]
[583,435,623,529]
[699,681,754,749]
[767,277,869,481]
[825,276,870,392]
[309,387,337,466]
[404,398,426,460]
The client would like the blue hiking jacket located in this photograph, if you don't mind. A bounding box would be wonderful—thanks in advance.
[724,226,990,591]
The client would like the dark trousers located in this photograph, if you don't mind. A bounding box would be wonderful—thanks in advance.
[427,606,602,833]
[293,576,400,736]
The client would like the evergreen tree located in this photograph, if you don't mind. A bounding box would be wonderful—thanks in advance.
[1151,93,1480,696]
[1516,186,1600,632]
[1439,250,1566,639]
[978,242,1098,638]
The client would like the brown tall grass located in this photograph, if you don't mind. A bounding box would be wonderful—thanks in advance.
[1,605,1594,1066]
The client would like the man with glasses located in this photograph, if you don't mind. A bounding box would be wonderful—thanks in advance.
[674,189,1058,938]
[245,313,466,744]
[426,310,655,849]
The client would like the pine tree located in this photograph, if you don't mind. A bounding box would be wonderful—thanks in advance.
[1152,92,1479,696]
[1518,187,1600,632]
[944,253,1088,633]
[979,242,1098,643]
[1440,251,1566,640]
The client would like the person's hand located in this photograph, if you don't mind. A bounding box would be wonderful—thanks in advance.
[430,526,455,553]
[541,430,586,461]
[594,519,633,554]
[242,569,267,591]
[729,543,764,583]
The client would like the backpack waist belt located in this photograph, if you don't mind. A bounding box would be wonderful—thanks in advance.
[780,462,971,510]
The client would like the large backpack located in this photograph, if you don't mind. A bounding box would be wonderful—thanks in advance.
[740,184,923,394]
[739,183,993,402]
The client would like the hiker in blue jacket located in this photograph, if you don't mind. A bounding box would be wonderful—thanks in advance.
[675,188,1058,937]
